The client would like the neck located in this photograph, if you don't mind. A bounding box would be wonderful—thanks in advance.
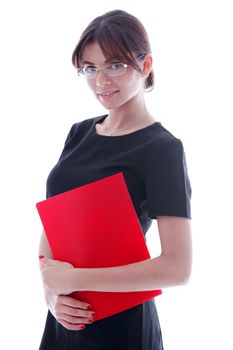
[105,92,155,131]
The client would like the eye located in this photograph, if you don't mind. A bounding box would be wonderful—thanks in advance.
[84,66,96,74]
[110,63,123,70]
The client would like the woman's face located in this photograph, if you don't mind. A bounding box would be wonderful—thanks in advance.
[79,41,148,110]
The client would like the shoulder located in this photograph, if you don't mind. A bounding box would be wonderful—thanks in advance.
[64,115,104,143]
[144,123,189,182]
[68,115,100,133]
[148,122,185,158]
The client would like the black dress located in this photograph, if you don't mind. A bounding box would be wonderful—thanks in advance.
[39,114,192,350]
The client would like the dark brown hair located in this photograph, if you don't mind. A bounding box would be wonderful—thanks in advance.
[71,9,154,92]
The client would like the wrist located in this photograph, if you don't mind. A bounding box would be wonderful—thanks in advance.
[70,267,82,292]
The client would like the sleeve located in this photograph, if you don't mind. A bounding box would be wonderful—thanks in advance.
[145,138,192,219]
[46,122,80,198]
[57,122,80,160]
[63,123,78,146]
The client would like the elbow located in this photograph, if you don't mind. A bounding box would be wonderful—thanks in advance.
[177,262,192,285]
[161,254,192,286]
[170,254,192,286]
[178,271,191,285]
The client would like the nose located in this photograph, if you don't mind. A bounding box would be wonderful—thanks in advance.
[96,70,111,87]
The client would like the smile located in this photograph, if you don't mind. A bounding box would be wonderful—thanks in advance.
[97,90,119,99]
[98,90,119,97]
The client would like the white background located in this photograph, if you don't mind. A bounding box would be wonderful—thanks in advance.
[1,0,232,349]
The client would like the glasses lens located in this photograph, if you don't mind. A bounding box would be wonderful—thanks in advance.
[78,63,127,79]
[84,66,97,79]
[104,63,126,76]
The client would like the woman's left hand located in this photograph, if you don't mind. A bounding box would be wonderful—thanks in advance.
[40,256,76,295]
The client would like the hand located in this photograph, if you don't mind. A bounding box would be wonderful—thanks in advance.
[44,289,96,331]
[40,256,75,295]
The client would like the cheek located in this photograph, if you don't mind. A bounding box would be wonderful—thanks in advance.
[121,70,142,87]
[120,75,142,95]
[86,80,95,90]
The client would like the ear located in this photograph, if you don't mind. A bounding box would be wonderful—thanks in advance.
[142,54,153,77]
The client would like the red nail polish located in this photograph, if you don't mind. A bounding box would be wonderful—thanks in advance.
[87,305,92,310]
[39,255,44,259]
[80,325,85,329]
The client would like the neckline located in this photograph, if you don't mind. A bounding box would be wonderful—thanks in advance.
[91,114,161,138]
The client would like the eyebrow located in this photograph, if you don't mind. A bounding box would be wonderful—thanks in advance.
[81,59,116,65]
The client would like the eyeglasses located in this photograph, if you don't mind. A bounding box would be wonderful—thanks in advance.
[77,54,146,79]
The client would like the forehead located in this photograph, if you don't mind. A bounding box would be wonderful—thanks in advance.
[81,42,108,64]
[80,41,124,66]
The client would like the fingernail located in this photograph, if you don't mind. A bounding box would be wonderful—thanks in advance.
[86,305,92,310]
[39,255,44,259]
[80,325,85,329]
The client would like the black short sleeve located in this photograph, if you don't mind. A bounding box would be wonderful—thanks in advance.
[57,123,80,160]
[46,123,79,198]
[145,138,192,219]
[64,123,78,146]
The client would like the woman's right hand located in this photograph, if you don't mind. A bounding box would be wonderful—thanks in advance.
[44,286,96,331]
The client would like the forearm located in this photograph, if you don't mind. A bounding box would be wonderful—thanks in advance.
[72,254,188,293]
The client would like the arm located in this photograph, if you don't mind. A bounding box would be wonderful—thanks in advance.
[71,216,192,292]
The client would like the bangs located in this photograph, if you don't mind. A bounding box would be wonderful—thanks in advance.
[95,24,136,63]
[73,24,140,68]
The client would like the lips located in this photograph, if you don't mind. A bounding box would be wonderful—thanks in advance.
[97,90,119,96]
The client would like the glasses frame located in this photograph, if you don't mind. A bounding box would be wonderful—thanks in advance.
[77,54,147,79]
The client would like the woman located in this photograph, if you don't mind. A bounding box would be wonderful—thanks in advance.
[38,9,192,350]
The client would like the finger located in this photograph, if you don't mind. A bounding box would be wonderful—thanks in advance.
[58,314,94,325]
[39,259,48,268]
[58,319,86,331]
[39,255,49,265]
[39,255,56,264]
[57,304,95,319]
[46,258,56,266]
[39,257,56,270]
[58,295,92,310]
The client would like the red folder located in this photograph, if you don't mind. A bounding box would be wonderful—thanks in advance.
[36,172,162,321]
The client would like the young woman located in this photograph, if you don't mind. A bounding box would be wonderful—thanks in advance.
[38,9,192,350]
